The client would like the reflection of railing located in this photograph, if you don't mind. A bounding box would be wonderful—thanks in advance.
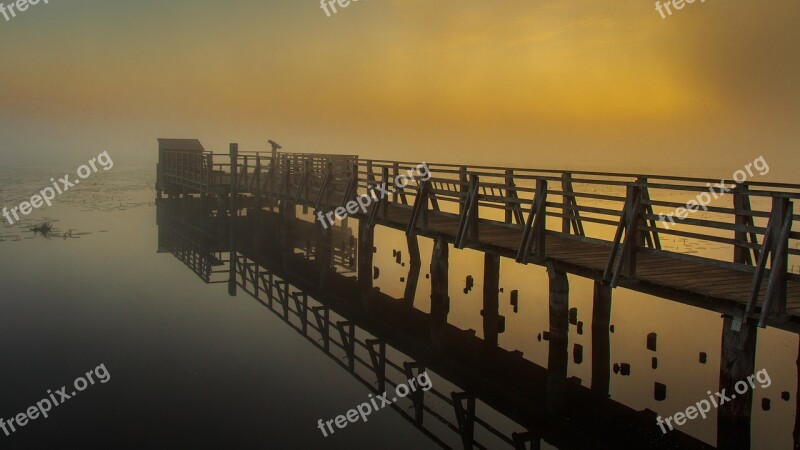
[231,253,515,450]
[159,221,229,284]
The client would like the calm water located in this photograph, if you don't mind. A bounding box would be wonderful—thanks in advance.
[0,167,797,449]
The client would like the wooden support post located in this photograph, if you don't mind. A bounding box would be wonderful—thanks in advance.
[358,218,375,306]
[430,236,450,353]
[430,236,450,327]
[591,281,612,397]
[403,235,421,307]
[229,143,238,216]
[717,315,757,450]
[482,253,501,347]
[546,264,569,416]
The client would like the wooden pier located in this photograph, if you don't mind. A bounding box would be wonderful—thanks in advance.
[156,138,800,332]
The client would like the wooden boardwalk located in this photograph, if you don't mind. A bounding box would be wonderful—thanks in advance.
[377,204,800,315]
[155,138,800,331]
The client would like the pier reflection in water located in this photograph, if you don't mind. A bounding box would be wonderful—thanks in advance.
[157,197,799,450]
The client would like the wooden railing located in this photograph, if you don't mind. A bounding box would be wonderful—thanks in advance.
[159,148,799,324]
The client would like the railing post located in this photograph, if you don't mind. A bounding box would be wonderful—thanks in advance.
[459,166,467,215]
[350,162,359,205]
[254,153,262,211]
[621,185,643,279]
[504,169,515,224]
[207,153,214,187]
[469,174,479,242]
[366,160,375,189]
[229,143,238,216]
[765,197,791,318]
[562,173,572,234]
[393,162,400,204]
[733,183,755,265]
[241,155,248,195]
[303,159,311,214]
[381,166,390,220]
[637,177,659,249]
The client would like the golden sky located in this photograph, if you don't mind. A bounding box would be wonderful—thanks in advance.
[0,0,798,179]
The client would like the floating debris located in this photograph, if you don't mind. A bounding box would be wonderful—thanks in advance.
[647,333,657,352]
[654,382,667,401]
[30,221,53,235]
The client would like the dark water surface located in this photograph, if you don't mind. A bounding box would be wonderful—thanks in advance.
[0,168,433,449]
[0,167,798,449]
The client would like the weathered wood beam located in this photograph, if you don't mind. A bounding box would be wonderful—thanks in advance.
[546,264,569,416]
[591,280,612,397]
[717,316,757,450]
[482,253,501,347]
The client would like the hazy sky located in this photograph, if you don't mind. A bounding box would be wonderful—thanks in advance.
[0,0,798,180]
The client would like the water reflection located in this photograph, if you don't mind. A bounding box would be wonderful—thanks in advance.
[157,197,800,449]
